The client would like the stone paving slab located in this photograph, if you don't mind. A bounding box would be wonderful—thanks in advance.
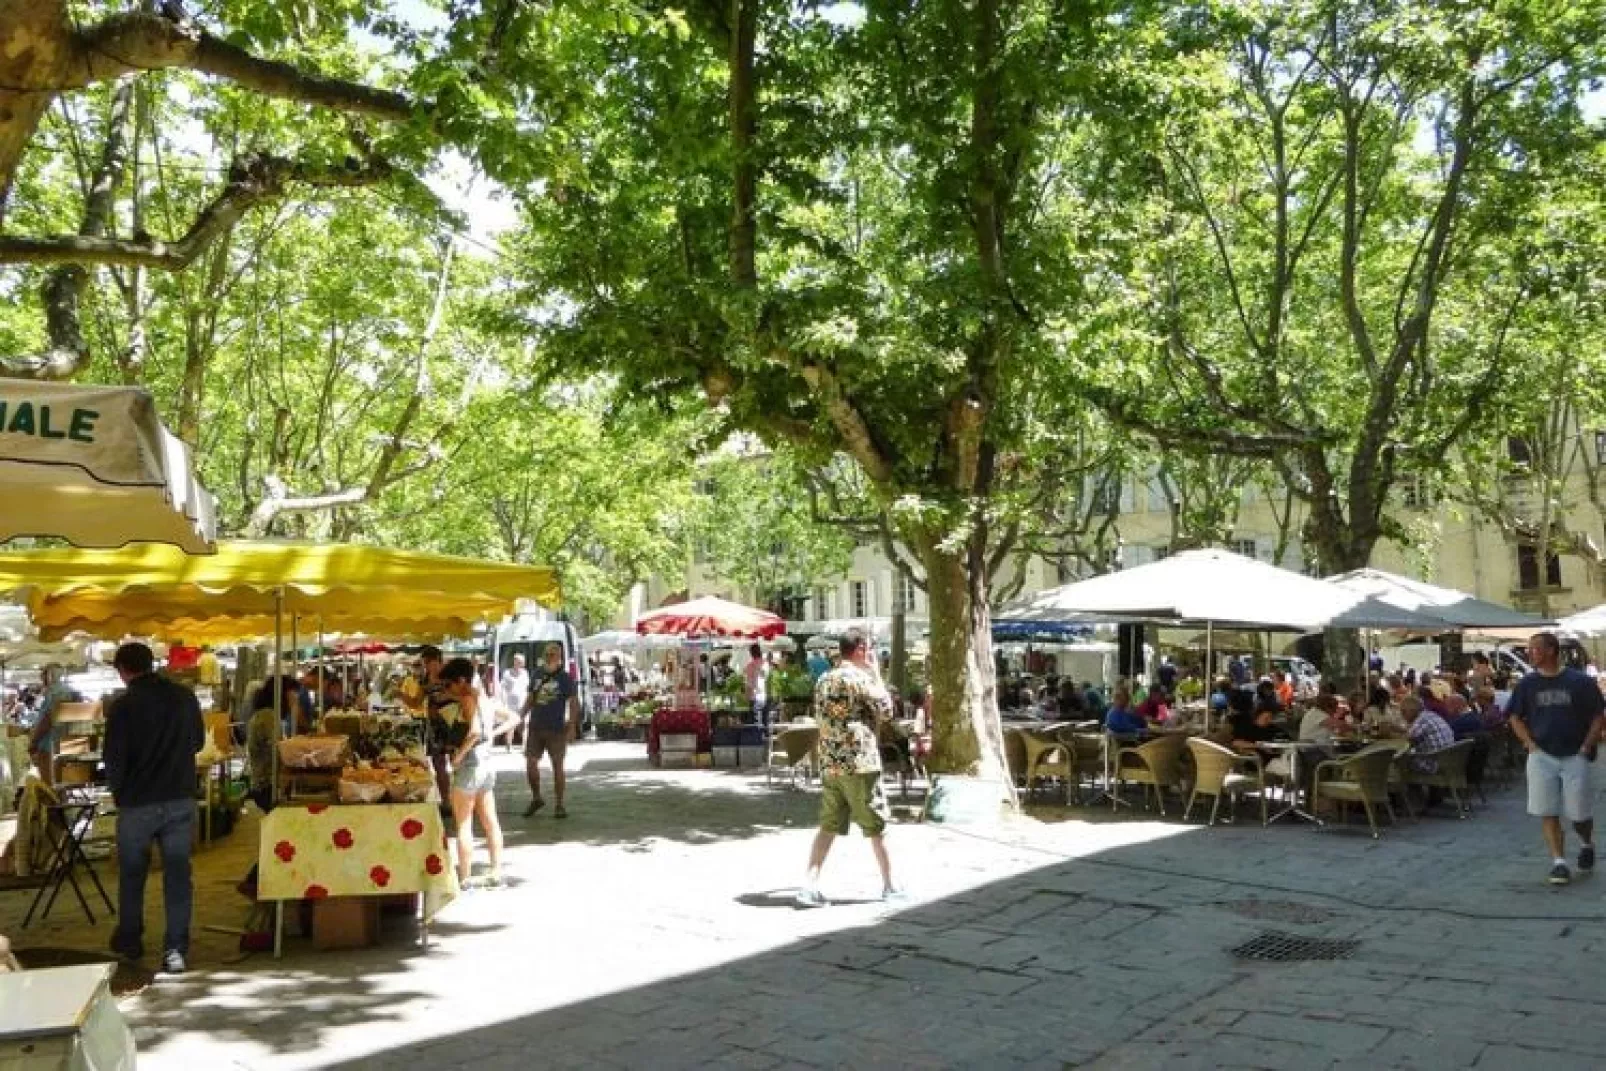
[5,743,1605,1069]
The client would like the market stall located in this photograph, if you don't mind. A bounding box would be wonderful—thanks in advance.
[0,377,214,1048]
[634,597,784,766]
[0,540,560,954]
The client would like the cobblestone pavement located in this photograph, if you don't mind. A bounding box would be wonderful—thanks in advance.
[7,743,1605,1069]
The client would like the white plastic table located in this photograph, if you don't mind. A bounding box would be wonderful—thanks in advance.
[0,963,136,1071]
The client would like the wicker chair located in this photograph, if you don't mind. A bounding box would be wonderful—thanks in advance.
[1003,727,1029,786]
[1311,743,1398,838]
[1057,730,1107,804]
[766,725,819,788]
[1113,732,1187,815]
[1020,729,1072,802]
[1364,737,1414,818]
[1184,737,1267,826]
[1398,737,1476,818]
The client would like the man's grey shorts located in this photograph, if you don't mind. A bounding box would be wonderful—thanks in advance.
[1526,750,1595,822]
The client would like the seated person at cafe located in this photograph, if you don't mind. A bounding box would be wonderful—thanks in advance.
[1401,694,1455,772]
[1444,694,1483,739]
[1103,685,1148,736]
[1474,686,1507,730]
[1253,679,1283,716]
[1081,680,1107,718]
[1272,670,1294,709]
[1229,690,1283,746]
[1134,683,1170,725]
[1298,694,1347,745]
[1057,679,1086,717]
[1361,683,1401,728]
[1417,684,1449,718]
[1209,677,1233,710]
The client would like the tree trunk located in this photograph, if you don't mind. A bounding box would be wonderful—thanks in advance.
[1307,520,1378,701]
[918,538,1004,780]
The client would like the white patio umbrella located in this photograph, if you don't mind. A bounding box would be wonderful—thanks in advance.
[580,629,682,652]
[1324,568,1549,630]
[1017,549,1452,633]
[1016,549,1463,720]
[1554,604,1606,639]
[0,378,216,552]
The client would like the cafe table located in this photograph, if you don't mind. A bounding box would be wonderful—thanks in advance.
[1250,740,1323,824]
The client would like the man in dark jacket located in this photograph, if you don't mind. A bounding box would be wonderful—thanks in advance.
[104,642,204,973]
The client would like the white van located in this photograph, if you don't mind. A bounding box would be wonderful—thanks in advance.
[490,614,590,725]
[1377,642,1535,680]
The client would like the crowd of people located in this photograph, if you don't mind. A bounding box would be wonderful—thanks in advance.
[1051,637,1603,887]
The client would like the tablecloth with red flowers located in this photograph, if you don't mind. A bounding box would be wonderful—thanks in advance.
[647,707,712,757]
[257,803,459,919]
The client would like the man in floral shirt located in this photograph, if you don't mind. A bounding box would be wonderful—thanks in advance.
[796,629,902,907]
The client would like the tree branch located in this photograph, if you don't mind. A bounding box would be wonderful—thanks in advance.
[798,362,898,484]
[0,76,135,379]
[0,0,414,217]
[71,10,413,119]
[0,153,393,270]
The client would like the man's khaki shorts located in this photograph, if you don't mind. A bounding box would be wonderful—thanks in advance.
[819,771,890,837]
[525,727,569,763]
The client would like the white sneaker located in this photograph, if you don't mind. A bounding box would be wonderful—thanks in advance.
[161,950,187,974]
[794,887,826,908]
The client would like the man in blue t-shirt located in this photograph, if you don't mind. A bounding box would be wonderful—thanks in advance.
[1506,631,1605,885]
[521,643,579,819]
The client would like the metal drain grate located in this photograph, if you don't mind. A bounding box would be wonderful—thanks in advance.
[1231,931,1360,963]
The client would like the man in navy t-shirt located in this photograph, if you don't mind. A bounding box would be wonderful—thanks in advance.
[521,643,579,819]
[1506,631,1605,885]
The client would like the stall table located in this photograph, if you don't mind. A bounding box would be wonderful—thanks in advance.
[647,708,712,764]
[257,802,458,956]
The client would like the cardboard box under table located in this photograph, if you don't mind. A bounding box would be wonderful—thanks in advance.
[257,802,458,955]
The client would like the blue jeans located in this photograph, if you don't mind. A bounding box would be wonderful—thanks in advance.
[113,799,195,956]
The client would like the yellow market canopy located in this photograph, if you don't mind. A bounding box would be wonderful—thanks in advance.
[0,541,559,641]
[0,378,216,553]
[37,611,483,645]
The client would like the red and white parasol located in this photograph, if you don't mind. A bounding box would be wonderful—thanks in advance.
[634,596,785,640]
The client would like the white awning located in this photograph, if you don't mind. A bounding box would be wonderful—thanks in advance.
[0,378,216,552]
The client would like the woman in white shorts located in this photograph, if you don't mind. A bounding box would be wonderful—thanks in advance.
[442,657,504,888]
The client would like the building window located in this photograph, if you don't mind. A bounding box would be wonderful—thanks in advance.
[1516,544,1562,591]
[1595,431,1606,466]
[850,580,869,617]
[893,571,918,613]
[1402,475,1437,510]
[1228,538,1257,559]
[1507,437,1533,466]
[1146,478,1167,513]
[775,590,808,620]
[813,585,832,621]
[1152,545,1171,561]
[1088,478,1120,516]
